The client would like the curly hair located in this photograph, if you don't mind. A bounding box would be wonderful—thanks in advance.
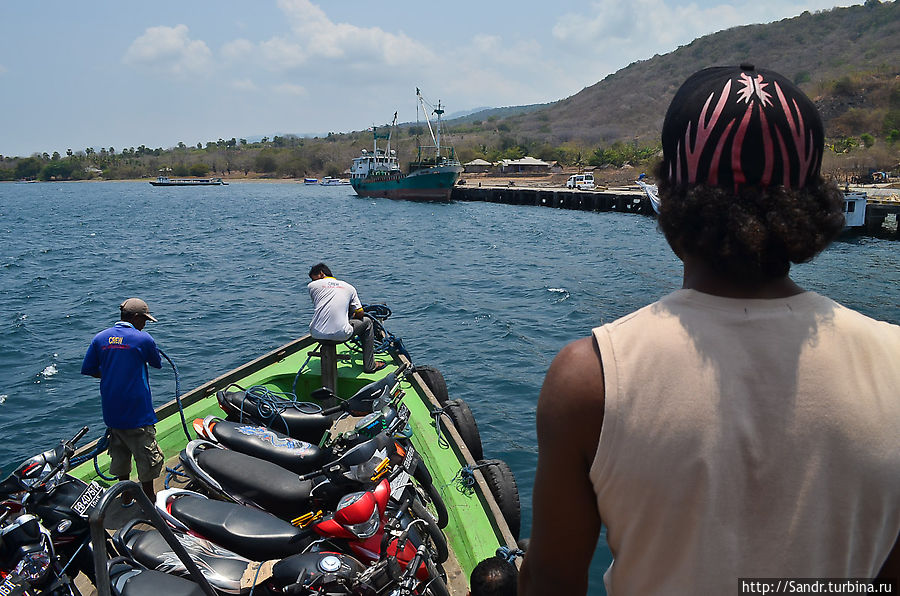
[655,160,846,282]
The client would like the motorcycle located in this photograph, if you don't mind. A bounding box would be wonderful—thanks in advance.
[194,369,447,530]
[214,365,409,444]
[153,481,448,594]
[112,518,366,595]
[0,427,104,582]
[0,512,80,596]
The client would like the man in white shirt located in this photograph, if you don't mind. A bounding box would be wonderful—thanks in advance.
[307,263,384,373]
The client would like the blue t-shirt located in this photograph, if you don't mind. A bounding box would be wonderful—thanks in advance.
[81,321,162,429]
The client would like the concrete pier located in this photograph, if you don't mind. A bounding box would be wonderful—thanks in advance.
[451,185,655,216]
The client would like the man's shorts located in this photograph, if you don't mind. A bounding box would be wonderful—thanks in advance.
[108,425,164,483]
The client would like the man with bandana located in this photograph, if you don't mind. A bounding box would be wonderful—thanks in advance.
[520,65,900,595]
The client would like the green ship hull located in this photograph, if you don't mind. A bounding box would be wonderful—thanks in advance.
[70,334,517,593]
[351,166,462,201]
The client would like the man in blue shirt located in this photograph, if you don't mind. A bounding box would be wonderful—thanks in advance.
[81,298,163,505]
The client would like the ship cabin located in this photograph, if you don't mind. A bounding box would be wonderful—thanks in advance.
[350,148,401,180]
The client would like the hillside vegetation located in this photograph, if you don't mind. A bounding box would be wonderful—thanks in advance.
[2,0,898,183]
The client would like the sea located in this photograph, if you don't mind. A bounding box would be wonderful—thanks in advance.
[1,181,898,591]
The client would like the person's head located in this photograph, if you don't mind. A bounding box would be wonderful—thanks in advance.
[119,298,157,330]
[656,64,844,283]
[308,263,333,280]
[468,556,518,596]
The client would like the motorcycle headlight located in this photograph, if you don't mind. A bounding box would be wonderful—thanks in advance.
[14,550,51,583]
[342,504,380,539]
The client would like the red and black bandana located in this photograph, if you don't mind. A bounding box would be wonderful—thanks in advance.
[661,64,824,192]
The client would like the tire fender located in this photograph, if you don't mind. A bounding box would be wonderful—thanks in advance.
[416,365,449,406]
[443,398,483,461]
[477,458,521,541]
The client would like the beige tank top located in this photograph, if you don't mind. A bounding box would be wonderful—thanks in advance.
[590,290,900,595]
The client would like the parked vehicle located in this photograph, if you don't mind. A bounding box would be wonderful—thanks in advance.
[0,427,101,582]
[566,173,595,190]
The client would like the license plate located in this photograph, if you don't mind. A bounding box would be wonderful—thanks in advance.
[0,572,29,596]
[389,470,410,500]
[401,444,419,474]
[71,481,105,518]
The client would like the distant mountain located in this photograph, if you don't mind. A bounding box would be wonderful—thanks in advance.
[443,1,900,147]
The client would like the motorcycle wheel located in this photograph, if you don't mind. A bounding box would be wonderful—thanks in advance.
[410,499,449,565]
[423,558,451,596]
[412,462,448,529]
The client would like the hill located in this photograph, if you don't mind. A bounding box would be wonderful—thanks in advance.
[3,1,898,182]
[497,0,900,147]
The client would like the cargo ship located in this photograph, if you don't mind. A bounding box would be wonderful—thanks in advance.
[350,90,463,202]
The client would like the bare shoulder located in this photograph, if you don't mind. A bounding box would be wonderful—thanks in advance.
[537,336,605,462]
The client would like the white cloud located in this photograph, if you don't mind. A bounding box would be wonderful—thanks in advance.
[223,0,436,72]
[273,83,307,96]
[230,79,257,91]
[123,25,213,77]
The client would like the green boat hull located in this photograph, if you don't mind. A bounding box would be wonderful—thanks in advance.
[70,335,516,590]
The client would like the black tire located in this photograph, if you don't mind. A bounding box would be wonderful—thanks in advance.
[410,499,449,565]
[416,365,449,406]
[423,557,451,596]
[478,459,521,541]
[412,462,449,529]
[444,398,483,461]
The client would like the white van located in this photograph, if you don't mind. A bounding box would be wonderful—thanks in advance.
[566,173,595,190]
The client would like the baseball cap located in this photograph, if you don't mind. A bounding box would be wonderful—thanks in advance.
[119,298,157,322]
[661,64,824,191]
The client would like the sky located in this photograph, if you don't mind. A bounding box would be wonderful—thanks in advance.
[0,0,864,158]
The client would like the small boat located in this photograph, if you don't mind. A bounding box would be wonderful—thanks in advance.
[350,89,463,202]
[68,321,519,594]
[303,178,318,184]
[319,177,351,186]
[150,176,227,186]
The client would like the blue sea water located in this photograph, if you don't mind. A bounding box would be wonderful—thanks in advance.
[1,181,898,591]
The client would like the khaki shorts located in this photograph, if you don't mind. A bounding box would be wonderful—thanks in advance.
[108,425,164,483]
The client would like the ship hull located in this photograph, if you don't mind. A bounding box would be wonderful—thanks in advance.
[351,166,462,202]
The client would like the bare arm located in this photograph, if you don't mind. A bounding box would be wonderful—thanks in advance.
[878,531,899,582]
[519,335,606,596]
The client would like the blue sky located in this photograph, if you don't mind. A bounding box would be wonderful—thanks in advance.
[0,0,863,158]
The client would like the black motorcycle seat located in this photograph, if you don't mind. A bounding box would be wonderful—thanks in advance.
[211,421,328,474]
[126,529,249,581]
[196,448,317,520]
[169,496,311,561]
[217,390,336,443]
[116,567,206,596]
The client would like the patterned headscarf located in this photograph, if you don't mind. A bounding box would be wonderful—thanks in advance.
[661,64,824,192]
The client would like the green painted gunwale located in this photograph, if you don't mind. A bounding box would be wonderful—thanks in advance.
[69,335,516,581]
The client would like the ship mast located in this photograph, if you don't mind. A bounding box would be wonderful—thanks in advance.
[417,88,441,159]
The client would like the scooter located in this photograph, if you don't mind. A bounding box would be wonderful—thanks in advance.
[112,518,366,595]
[215,365,409,444]
[0,427,103,582]
[194,373,447,529]
[153,481,448,592]
[0,512,80,596]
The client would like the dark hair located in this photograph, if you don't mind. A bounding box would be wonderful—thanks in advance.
[308,263,332,279]
[655,161,845,282]
[470,557,518,596]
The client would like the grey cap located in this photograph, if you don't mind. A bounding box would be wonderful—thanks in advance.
[119,298,158,322]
